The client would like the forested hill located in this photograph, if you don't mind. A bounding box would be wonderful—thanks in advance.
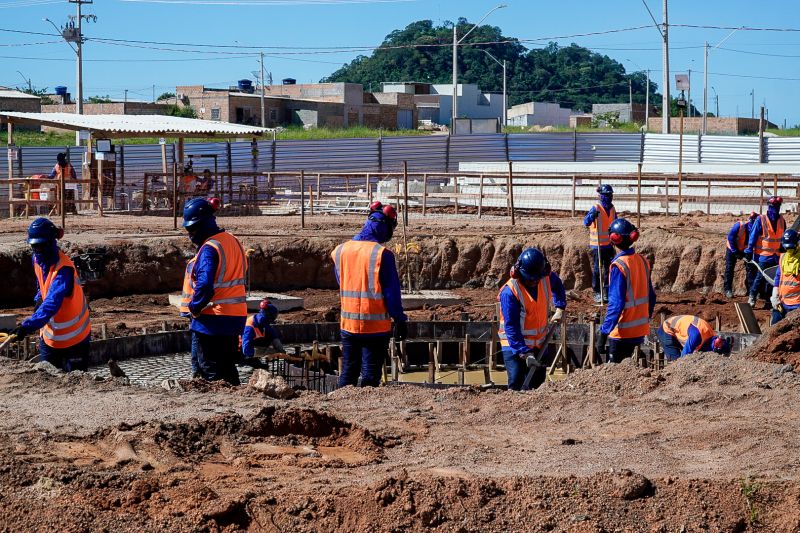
[322,19,657,112]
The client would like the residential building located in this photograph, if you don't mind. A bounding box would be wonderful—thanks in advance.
[381,82,504,126]
[0,88,42,130]
[507,102,573,127]
[591,103,648,125]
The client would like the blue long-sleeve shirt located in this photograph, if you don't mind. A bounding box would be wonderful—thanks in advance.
[188,232,247,336]
[746,215,784,255]
[500,272,567,356]
[21,255,75,332]
[775,264,800,312]
[727,221,749,252]
[240,312,279,357]
[679,325,715,356]
[600,248,657,339]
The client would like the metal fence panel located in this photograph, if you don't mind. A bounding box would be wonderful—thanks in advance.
[766,137,800,163]
[275,138,378,171]
[446,134,506,171]
[700,135,760,164]
[381,135,449,171]
[576,133,642,162]
[507,133,575,162]
[643,133,700,163]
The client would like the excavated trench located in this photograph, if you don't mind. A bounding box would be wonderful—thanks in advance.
[1,225,738,307]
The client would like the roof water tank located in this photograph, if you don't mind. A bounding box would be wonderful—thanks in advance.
[237,79,254,93]
[282,78,296,85]
[54,86,68,96]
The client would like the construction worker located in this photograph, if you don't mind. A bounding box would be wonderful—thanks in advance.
[195,169,214,195]
[49,152,77,214]
[9,218,91,371]
[583,184,617,303]
[239,298,284,367]
[746,196,786,307]
[724,212,758,298]
[179,198,247,385]
[657,315,731,361]
[597,218,656,363]
[332,204,407,387]
[498,247,566,391]
[770,229,800,325]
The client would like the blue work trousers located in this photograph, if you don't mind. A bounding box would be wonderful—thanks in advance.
[339,334,389,388]
[502,346,551,391]
[591,246,616,295]
[38,336,90,371]
[750,255,778,302]
[656,328,683,361]
[724,249,756,294]
[607,337,641,363]
[191,331,241,385]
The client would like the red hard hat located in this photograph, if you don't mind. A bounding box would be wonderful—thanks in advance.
[382,204,397,221]
[208,197,221,211]
[749,211,758,221]
[768,196,783,207]
[259,298,270,310]
[369,201,383,212]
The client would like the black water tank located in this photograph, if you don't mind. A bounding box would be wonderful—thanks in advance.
[238,79,254,93]
[282,78,296,85]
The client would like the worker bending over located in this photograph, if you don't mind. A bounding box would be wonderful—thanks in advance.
[180,198,247,385]
[498,247,566,391]
[332,204,407,387]
[583,184,617,303]
[746,196,785,307]
[239,298,284,367]
[724,212,758,299]
[598,218,656,363]
[770,230,800,325]
[657,315,731,361]
[10,218,91,371]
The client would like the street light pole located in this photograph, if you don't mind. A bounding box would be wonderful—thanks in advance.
[260,51,266,128]
[482,49,507,130]
[645,70,650,129]
[703,27,740,134]
[451,4,507,135]
[661,0,670,133]
[751,89,754,119]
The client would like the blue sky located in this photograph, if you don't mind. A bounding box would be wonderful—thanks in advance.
[2,0,799,126]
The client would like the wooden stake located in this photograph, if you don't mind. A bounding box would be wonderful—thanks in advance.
[478,173,484,218]
[422,173,428,216]
[427,343,436,384]
[636,163,642,227]
[571,175,577,217]
[308,185,314,215]
[507,161,515,226]
[100,323,107,340]
[706,177,711,215]
[300,170,305,229]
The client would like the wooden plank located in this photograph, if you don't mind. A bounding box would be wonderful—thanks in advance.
[735,302,762,334]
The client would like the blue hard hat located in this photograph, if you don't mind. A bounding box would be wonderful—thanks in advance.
[182,198,215,228]
[27,217,61,245]
[609,217,639,247]
[597,184,614,196]
[515,247,550,281]
[782,229,799,251]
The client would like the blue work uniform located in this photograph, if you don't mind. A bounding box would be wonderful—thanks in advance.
[724,221,756,295]
[240,313,279,358]
[746,214,783,301]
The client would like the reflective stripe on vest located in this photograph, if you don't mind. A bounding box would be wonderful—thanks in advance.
[589,204,616,247]
[180,232,248,317]
[609,253,651,340]
[332,240,392,334]
[726,221,748,252]
[754,215,786,257]
[778,269,800,307]
[498,276,552,349]
[661,314,715,351]
[34,251,91,349]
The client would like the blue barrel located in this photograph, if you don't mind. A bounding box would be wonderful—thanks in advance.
[54,86,68,96]
[238,79,253,93]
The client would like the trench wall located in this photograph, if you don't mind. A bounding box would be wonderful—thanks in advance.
[1,225,735,307]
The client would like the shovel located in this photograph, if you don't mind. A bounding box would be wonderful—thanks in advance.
[0,333,18,352]
[521,321,560,390]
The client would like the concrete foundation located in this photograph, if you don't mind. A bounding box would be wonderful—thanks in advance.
[168,292,304,312]
[401,290,462,310]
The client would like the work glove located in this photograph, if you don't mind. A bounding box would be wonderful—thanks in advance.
[550,308,564,324]
[735,251,745,260]
[271,338,285,353]
[394,320,408,341]
[744,251,753,261]
[9,325,28,339]
[770,287,782,311]
[589,210,599,222]
[597,332,609,356]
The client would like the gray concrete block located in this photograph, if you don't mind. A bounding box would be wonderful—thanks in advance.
[0,314,16,331]
[401,290,461,310]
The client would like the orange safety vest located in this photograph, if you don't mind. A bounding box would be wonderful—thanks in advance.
[661,315,715,351]
[180,232,248,317]
[754,215,786,257]
[609,253,652,339]
[53,163,76,181]
[238,314,264,349]
[589,204,617,247]
[498,276,552,349]
[726,221,748,252]
[778,267,800,308]
[332,240,392,335]
[33,251,91,349]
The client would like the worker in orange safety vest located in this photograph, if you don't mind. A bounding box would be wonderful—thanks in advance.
[657,315,731,360]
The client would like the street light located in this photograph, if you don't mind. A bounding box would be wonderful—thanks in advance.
[452,4,507,134]
[711,86,719,117]
[481,49,507,130]
[703,26,741,133]
[626,59,650,130]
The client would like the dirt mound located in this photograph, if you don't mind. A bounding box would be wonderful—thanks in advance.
[743,309,800,369]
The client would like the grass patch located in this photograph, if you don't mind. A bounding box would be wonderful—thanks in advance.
[505,124,644,134]
[766,128,800,137]
[274,125,431,140]
[740,476,761,525]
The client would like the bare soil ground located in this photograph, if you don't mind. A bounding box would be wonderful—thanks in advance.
[1,350,800,531]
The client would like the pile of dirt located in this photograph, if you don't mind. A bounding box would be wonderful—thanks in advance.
[743,309,800,369]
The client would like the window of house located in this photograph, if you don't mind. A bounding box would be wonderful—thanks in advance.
[269,109,278,121]
[210,108,220,121]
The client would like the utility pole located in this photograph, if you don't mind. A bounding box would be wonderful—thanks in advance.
[152,84,155,103]
[687,69,691,117]
[662,0,670,133]
[63,0,95,145]
[629,78,633,122]
[751,89,754,119]
[703,42,708,133]
[260,51,266,128]
[645,70,650,129]
[452,25,458,134]
[502,59,507,129]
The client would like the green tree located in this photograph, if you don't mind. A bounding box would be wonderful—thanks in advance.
[87,95,112,104]
[166,105,196,118]
[157,92,176,102]
[322,19,660,112]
